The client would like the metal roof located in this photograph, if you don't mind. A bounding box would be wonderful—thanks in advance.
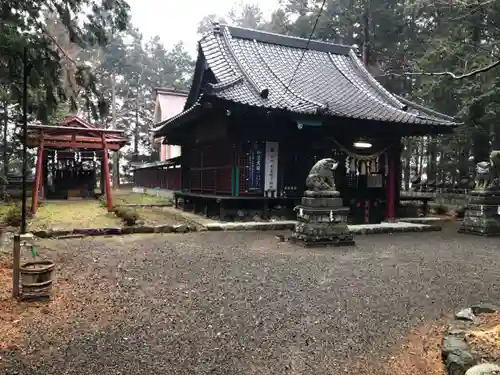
[154,24,457,136]
[131,157,181,171]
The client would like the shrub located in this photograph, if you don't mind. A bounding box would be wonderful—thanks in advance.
[434,204,449,215]
[98,194,107,207]
[114,206,139,226]
[4,204,32,227]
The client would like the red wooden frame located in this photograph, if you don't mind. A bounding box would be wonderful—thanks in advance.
[18,116,128,214]
[385,146,396,221]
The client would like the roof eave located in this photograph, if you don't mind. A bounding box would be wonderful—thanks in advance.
[153,104,204,138]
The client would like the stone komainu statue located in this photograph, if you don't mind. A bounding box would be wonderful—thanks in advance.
[305,158,339,191]
[475,150,500,189]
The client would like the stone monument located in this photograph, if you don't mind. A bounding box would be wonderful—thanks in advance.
[459,150,500,236]
[291,158,355,246]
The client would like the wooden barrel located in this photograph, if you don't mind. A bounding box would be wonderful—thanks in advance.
[20,260,55,300]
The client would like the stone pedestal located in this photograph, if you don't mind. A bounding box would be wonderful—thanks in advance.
[291,190,355,246]
[459,189,500,236]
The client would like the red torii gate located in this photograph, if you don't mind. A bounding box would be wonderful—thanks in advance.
[19,116,128,213]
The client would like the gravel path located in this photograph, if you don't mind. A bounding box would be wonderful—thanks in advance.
[2,222,500,374]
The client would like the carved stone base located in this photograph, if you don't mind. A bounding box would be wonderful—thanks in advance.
[459,203,500,236]
[290,231,355,247]
[303,190,341,198]
[292,194,355,247]
[301,197,343,207]
[468,189,500,205]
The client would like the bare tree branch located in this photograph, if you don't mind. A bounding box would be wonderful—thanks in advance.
[384,60,500,79]
[44,31,78,65]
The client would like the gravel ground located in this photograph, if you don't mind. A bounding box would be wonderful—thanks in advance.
[2,222,500,374]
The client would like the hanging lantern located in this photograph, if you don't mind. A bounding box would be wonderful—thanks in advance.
[353,138,372,149]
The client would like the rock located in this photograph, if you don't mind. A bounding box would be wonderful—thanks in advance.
[442,336,469,357]
[275,234,285,242]
[33,230,50,238]
[471,303,500,315]
[174,224,189,233]
[446,352,477,375]
[466,364,500,375]
[455,308,476,321]
[155,225,174,233]
[442,335,477,375]
[120,226,135,234]
[449,320,475,333]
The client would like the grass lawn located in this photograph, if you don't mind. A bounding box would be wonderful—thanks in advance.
[112,189,173,206]
[0,202,14,222]
[136,207,188,226]
[29,200,122,231]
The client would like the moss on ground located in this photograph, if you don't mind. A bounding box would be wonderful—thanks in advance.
[29,200,121,230]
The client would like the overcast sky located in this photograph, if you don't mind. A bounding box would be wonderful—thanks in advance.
[126,0,280,56]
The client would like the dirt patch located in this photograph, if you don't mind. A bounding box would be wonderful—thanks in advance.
[384,322,446,375]
[0,250,114,353]
[0,256,58,350]
[465,312,500,360]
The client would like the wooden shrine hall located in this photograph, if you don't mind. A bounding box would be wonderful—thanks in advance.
[152,24,459,224]
[19,116,128,213]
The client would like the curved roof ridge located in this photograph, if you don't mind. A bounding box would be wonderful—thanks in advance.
[328,53,413,122]
[221,27,268,97]
[252,40,324,109]
[348,49,407,111]
[207,75,244,92]
[327,53,397,110]
[394,94,457,123]
[221,24,353,56]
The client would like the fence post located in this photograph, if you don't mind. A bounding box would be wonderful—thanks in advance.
[12,235,20,298]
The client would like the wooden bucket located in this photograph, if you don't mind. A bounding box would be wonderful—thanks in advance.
[20,260,55,300]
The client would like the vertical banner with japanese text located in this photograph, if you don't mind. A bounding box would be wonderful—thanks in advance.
[264,141,279,196]
[247,142,264,192]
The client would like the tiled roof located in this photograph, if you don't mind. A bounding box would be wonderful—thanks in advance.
[195,24,456,126]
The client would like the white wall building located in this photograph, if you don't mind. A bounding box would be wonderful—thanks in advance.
[153,88,188,161]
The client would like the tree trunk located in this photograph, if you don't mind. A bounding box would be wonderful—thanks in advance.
[111,73,120,188]
[470,8,489,163]
[134,86,139,162]
[457,146,468,179]
[417,138,425,176]
[403,138,412,190]
[427,137,437,181]
[361,0,370,67]
[2,100,8,176]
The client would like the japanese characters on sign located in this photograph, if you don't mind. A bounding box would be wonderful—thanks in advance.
[264,141,279,196]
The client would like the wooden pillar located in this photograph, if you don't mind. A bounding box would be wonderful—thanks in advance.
[31,132,44,214]
[394,139,402,216]
[100,159,105,195]
[385,145,396,221]
[12,235,20,298]
[101,135,113,212]
[42,156,48,199]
